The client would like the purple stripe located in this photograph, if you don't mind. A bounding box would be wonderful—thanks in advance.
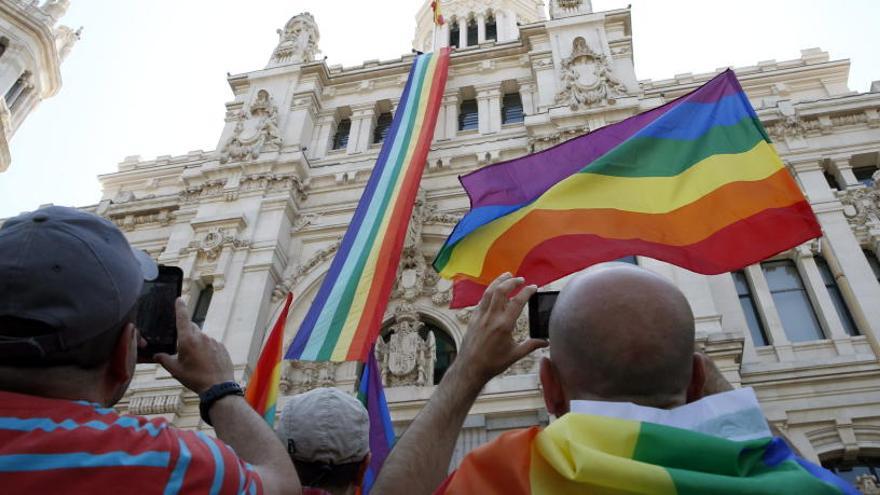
[461,70,741,208]
[359,348,394,494]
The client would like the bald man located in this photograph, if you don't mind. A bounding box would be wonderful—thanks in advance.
[372,266,855,495]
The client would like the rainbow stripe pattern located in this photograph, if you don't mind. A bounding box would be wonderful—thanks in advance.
[245,292,293,426]
[287,49,450,362]
[434,70,822,308]
[439,413,857,494]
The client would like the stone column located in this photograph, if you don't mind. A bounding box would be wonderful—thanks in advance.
[477,14,486,44]
[793,245,855,355]
[346,104,376,154]
[434,22,449,50]
[458,18,467,49]
[828,155,858,189]
[791,159,836,203]
[745,263,795,361]
[442,93,459,140]
[495,11,506,42]
[476,85,501,135]
[518,80,536,116]
[309,113,337,159]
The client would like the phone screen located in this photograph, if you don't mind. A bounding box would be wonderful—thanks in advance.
[528,291,559,340]
[136,265,183,360]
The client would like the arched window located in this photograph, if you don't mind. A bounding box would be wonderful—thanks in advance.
[421,322,456,384]
[332,118,351,150]
[822,457,880,487]
[762,260,824,342]
[467,18,478,46]
[485,14,497,41]
[191,285,214,329]
[815,257,858,336]
[449,20,460,49]
[373,112,393,144]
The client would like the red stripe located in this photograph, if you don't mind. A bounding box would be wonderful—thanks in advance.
[245,292,293,414]
[450,201,821,308]
[346,49,451,361]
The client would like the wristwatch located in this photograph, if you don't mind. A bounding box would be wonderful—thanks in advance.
[198,381,244,426]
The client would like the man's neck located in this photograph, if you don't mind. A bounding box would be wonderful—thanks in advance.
[0,366,109,405]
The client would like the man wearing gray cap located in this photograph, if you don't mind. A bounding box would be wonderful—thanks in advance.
[276,387,371,495]
[0,206,300,495]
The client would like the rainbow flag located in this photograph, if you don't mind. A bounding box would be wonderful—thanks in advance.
[287,49,450,361]
[244,292,293,426]
[438,413,856,494]
[356,346,395,494]
[434,70,822,308]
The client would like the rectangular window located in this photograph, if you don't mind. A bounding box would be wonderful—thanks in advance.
[467,19,478,46]
[852,165,877,187]
[485,16,497,41]
[373,112,393,144]
[501,93,524,125]
[192,285,214,329]
[815,258,858,336]
[449,23,460,49]
[866,250,880,283]
[762,260,824,342]
[332,118,351,150]
[458,99,478,131]
[732,271,769,346]
[823,170,841,190]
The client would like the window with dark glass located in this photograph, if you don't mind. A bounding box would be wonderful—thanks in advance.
[823,170,841,190]
[467,18,478,46]
[421,324,457,385]
[373,112,393,144]
[458,99,478,131]
[449,22,460,49]
[485,15,497,41]
[501,92,524,125]
[192,285,214,329]
[853,165,878,187]
[331,118,351,150]
[823,457,880,487]
[0,38,8,61]
[4,76,23,106]
[866,250,880,283]
[733,271,769,346]
[815,258,858,336]
[762,260,824,342]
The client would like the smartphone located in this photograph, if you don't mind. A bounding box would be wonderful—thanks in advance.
[136,265,183,360]
[528,291,559,340]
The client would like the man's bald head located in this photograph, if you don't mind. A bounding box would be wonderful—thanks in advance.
[548,264,695,408]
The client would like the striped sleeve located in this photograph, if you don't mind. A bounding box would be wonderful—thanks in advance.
[166,429,263,495]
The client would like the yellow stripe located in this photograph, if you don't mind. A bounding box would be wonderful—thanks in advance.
[329,54,440,361]
[441,141,783,279]
[531,414,676,495]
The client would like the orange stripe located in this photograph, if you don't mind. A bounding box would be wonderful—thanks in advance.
[442,427,537,494]
[467,169,804,286]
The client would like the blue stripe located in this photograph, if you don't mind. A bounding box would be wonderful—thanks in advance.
[794,457,860,495]
[0,451,170,472]
[74,401,116,415]
[163,438,192,495]
[633,91,757,141]
[236,459,245,495]
[0,416,167,437]
[197,432,225,495]
[248,478,258,495]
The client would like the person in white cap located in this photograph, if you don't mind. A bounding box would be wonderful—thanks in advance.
[277,387,371,495]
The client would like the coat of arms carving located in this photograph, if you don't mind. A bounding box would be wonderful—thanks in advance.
[375,304,436,388]
[556,37,627,111]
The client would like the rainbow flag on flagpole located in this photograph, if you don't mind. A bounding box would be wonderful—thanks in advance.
[434,70,822,308]
[357,346,395,494]
[245,292,293,426]
[286,48,451,362]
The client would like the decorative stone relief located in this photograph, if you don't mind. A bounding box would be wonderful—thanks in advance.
[53,25,81,61]
[556,37,626,111]
[375,304,435,387]
[220,90,283,164]
[766,115,819,141]
[128,393,182,416]
[182,227,251,261]
[109,208,176,232]
[279,360,337,395]
[269,13,320,67]
[41,0,70,22]
[839,184,880,235]
[529,125,590,152]
[550,0,592,18]
[239,173,308,201]
[857,475,880,495]
[273,238,342,301]
[180,179,228,203]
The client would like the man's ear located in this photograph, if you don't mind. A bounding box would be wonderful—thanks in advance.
[686,352,708,404]
[540,357,568,418]
[105,323,137,399]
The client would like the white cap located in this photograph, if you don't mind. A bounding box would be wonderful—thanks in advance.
[276,387,370,465]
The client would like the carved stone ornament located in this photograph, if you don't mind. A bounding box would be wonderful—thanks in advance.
[53,25,81,61]
[269,12,320,67]
[279,360,337,396]
[127,393,182,416]
[183,227,251,261]
[375,304,436,388]
[555,37,627,111]
[273,238,342,301]
[857,474,880,495]
[220,90,283,164]
[839,182,880,234]
[766,115,820,141]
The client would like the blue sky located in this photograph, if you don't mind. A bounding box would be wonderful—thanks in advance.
[1,0,877,218]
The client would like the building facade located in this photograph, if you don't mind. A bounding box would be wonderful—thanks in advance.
[0,0,79,172]
[82,0,880,489]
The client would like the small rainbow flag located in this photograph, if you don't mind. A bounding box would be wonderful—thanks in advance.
[357,346,395,494]
[286,49,450,362]
[434,70,822,308]
[245,292,293,425]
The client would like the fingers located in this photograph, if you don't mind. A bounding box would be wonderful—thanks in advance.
[479,272,511,312]
[154,353,179,374]
[513,338,550,361]
[489,276,524,315]
[507,284,537,320]
[175,298,196,344]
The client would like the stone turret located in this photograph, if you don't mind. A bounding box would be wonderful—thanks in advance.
[413,0,546,52]
[549,0,593,19]
[267,12,320,68]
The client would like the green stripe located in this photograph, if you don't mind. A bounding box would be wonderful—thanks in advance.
[633,423,841,494]
[583,116,766,178]
[316,55,431,360]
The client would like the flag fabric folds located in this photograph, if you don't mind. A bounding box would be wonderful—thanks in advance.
[286,48,450,362]
[437,413,857,495]
[432,1,445,26]
[357,346,395,494]
[434,70,822,308]
[245,292,293,426]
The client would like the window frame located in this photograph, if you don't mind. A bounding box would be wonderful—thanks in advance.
[815,257,859,336]
[458,98,478,131]
[501,92,524,125]
[732,270,770,347]
[331,118,352,151]
[191,285,214,329]
[373,111,393,144]
[761,259,826,343]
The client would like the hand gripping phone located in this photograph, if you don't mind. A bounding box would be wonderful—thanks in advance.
[528,290,559,340]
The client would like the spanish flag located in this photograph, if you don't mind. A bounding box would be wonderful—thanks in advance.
[434,70,822,308]
[432,1,445,26]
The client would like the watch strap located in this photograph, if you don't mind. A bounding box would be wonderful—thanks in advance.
[198,381,244,426]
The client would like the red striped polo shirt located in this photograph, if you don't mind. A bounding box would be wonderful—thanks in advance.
[0,390,263,494]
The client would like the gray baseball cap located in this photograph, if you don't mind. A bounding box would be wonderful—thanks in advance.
[277,387,370,465]
[0,206,158,359]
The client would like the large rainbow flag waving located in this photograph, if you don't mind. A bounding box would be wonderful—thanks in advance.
[434,70,822,308]
[287,49,450,362]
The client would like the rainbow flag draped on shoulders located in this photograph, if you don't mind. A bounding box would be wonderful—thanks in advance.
[245,292,293,426]
[287,48,450,362]
[437,389,857,494]
[434,70,822,308]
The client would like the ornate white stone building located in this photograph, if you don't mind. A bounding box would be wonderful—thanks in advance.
[69,0,880,488]
[0,0,79,172]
